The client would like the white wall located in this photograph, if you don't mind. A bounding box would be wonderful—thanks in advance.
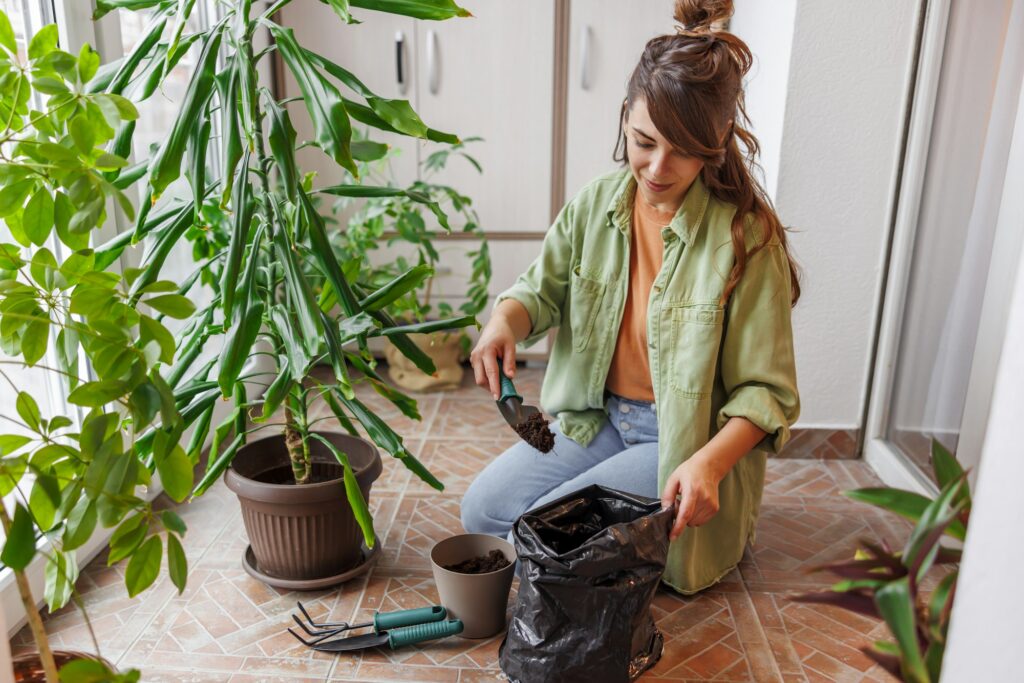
[775,0,921,428]
[729,0,796,202]
[941,60,1024,676]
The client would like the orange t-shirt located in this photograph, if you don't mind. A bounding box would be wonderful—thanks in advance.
[605,194,675,402]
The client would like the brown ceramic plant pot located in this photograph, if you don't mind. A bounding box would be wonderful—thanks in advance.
[225,432,383,590]
[430,533,517,638]
[12,651,112,682]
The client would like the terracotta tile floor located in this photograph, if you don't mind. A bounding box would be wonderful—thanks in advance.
[11,364,906,682]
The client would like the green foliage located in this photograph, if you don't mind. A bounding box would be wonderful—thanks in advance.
[793,440,970,682]
[326,136,491,359]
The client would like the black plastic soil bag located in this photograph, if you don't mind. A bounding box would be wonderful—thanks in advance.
[498,484,674,683]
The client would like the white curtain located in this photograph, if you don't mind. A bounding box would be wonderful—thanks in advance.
[923,1,1024,442]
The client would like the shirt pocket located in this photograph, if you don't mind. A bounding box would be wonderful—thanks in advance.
[569,266,606,352]
[667,304,725,399]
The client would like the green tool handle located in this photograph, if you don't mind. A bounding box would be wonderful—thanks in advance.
[388,618,464,648]
[498,363,521,403]
[374,605,446,632]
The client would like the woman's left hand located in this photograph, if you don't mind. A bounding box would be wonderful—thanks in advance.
[660,453,725,541]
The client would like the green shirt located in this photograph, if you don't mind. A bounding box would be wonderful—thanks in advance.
[495,168,800,593]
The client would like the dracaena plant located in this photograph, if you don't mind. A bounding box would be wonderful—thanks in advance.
[793,440,970,683]
[326,134,491,359]
[96,0,477,551]
[0,13,193,683]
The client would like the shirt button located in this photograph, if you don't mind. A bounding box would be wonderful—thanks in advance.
[653,284,662,292]
[620,422,631,431]
[619,403,630,414]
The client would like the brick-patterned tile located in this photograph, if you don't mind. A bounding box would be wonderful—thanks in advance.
[13,361,917,682]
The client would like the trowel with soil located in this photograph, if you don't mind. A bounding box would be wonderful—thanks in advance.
[497,364,556,453]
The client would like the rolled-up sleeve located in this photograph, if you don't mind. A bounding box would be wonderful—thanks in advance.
[716,244,800,453]
[493,201,574,348]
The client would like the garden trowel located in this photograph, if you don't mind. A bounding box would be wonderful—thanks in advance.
[496,364,541,432]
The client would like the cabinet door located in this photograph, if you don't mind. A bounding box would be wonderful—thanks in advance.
[278,3,420,188]
[564,1,676,201]
[414,0,555,234]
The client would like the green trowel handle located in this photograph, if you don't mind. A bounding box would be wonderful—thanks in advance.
[388,618,464,648]
[498,363,521,403]
[374,605,447,631]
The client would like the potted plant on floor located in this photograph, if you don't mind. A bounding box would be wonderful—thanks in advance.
[793,440,970,683]
[105,0,477,588]
[0,14,191,681]
[326,135,491,392]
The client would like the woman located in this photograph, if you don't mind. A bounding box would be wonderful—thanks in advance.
[461,0,800,594]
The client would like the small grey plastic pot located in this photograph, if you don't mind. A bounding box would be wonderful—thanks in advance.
[430,533,517,639]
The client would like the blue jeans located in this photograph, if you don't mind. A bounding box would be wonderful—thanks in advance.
[460,393,660,545]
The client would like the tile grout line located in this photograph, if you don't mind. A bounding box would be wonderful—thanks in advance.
[738,579,787,682]
[112,503,241,669]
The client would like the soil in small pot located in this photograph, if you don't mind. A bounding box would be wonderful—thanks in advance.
[253,464,342,485]
[513,412,556,453]
[443,549,511,574]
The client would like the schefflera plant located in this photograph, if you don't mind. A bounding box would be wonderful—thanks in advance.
[793,441,970,683]
[0,13,193,683]
[99,0,477,547]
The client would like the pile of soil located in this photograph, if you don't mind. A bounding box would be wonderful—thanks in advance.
[443,549,511,574]
[514,412,556,453]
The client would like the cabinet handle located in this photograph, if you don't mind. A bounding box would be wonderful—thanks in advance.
[427,29,440,95]
[395,31,408,95]
[580,25,592,91]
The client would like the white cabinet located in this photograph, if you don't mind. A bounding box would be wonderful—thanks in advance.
[414,0,555,233]
[564,1,677,201]
[279,2,420,188]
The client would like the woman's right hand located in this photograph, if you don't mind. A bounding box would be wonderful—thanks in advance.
[470,315,518,399]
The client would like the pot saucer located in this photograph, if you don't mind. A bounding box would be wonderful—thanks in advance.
[242,542,381,590]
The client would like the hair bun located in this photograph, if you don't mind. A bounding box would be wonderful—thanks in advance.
[673,0,733,31]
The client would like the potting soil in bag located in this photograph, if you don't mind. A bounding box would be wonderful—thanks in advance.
[498,484,674,683]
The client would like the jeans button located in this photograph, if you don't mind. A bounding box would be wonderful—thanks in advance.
[619,403,630,414]
[620,421,630,431]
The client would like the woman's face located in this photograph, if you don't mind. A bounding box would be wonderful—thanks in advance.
[624,98,704,212]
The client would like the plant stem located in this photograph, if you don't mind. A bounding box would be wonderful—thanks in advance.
[284,403,309,484]
[0,505,58,682]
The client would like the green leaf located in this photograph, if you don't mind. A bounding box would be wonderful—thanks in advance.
[0,10,16,54]
[217,301,264,396]
[44,549,78,612]
[0,504,36,570]
[125,535,162,597]
[930,439,969,508]
[68,380,129,407]
[30,247,59,290]
[191,432,243,497]
[107,513,147,564]
[320,0,358,23]
[220,152,253,320]
[145,294,196,319]
[16,392,41,431]
[845,487,967,542]
[148,23,224,199]
[358,264,434,311]
[351,140,390,161]
[23,188,54,246]
[70,113,96,154]
[63,497,98,551]
[29,472,60,530]
[167,533,187,594]
[27,24,58,61]
[161,509,187,535]
[156,444,193,503]
[267,22,357,176]
[78,44,100,83]
[349,0,471,20]
[875,577,929,683]
[21,317,49,366]
[0,434,32,455]
[311,434,375,548]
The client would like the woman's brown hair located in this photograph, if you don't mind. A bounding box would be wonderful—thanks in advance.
[614,0,801,306]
